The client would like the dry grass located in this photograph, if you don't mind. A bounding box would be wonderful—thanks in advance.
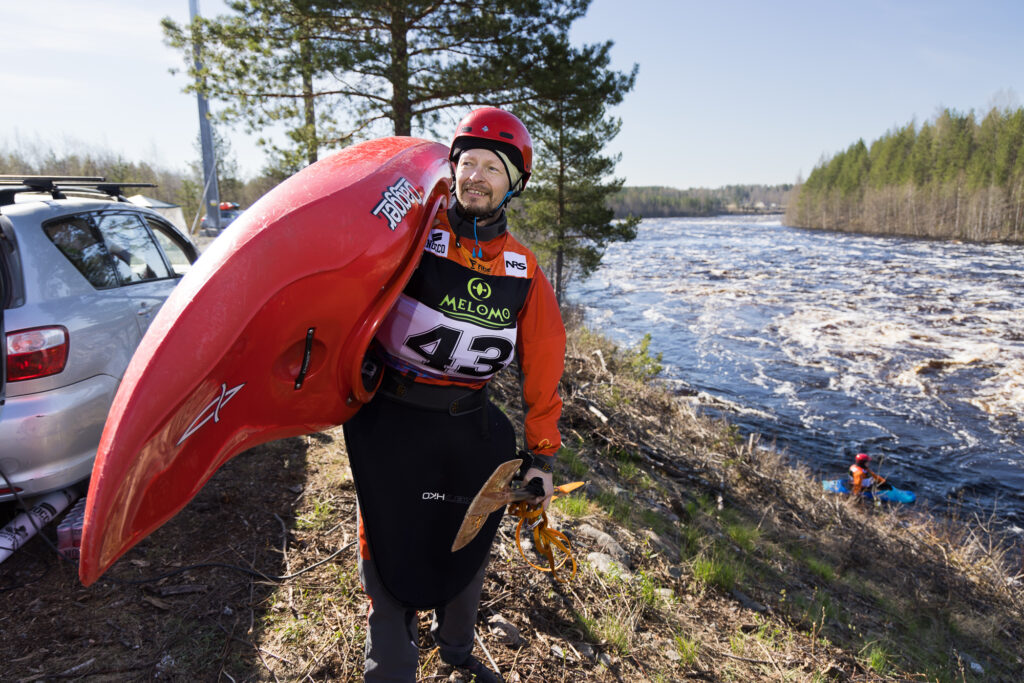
[1,323,1022,681]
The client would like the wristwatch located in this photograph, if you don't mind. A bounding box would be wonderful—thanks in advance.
[532,456,554,473]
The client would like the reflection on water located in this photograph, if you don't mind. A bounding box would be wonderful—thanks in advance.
[569,216,1024,530]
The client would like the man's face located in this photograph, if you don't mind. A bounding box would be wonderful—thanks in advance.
[454,147,511,220]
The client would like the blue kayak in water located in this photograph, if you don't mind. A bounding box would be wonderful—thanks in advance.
[822,479,916,504]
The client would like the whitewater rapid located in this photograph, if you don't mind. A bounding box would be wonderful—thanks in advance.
[569,216,1024,529]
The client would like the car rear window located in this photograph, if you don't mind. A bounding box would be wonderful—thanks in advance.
[44,217,120,289]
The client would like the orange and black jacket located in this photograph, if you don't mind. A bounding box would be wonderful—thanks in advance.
[375,206,565,458]
[849,464,885,495]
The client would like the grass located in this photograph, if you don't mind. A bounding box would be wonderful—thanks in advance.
[691,551,742,592]
[594,489,632,528]
[561,445,590,480]
[599,615,631,655]
[861,641,893,676]
[724,519,760,552]
[638,507,672,536]
[553,493,591,518]
[729,632,747,655]
[804,555,836,583]
[295,496,335,530]
[573,611,599,642]
[617,459,639,481]
[755,622,788,650]
[674,634,700,666]
[574,606,635,657]
[695,492,718,515]
[678,525,702,560]
[801,590,840,627]
[636,571,665,608]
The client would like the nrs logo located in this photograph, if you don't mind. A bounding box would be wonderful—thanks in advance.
[371,177,423,230]
[503,251,528,277]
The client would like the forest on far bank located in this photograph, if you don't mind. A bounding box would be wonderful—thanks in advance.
[787,106,1024,243]
[1,140,796,228]
[611,184,793,218]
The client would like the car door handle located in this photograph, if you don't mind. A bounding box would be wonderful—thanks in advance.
[137,303,154,316]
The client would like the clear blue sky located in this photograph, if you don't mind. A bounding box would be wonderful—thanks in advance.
[4,0,1023,189]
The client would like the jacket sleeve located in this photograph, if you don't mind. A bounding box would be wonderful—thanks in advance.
[516,265,566,458]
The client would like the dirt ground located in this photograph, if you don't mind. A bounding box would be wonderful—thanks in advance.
[0,429,707,681]
[2,337,1022,682]
[0,391,834,681]
[0,433,315,681]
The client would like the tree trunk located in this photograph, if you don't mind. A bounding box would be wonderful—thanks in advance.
[389,7,411,136]
[1016,179,1024,239]
[950,180,958,239]
[300,38,317,166]
[554,104,567,304]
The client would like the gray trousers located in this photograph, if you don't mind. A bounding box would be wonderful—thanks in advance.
[358,533,489,682]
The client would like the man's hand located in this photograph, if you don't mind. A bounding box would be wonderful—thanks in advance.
[523,467,554,510]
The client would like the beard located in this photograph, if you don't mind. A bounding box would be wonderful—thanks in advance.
[458,200,496,218]
[456,183,499,217]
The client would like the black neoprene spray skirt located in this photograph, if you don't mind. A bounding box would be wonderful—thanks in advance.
[343,392,516,610]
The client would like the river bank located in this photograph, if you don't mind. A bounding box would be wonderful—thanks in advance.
[1,323,1021,681]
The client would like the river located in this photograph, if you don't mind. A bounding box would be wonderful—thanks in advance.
[568,216,1024,531]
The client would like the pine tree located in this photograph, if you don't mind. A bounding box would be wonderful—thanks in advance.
[932,109,975,184]
[786,106,1024,241]
[510,35,639,302]
[910,122,934,187]
[994,108,1024,186]
[162,0,586,170]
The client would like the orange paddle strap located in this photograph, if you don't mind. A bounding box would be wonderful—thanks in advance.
[507,481,584,582]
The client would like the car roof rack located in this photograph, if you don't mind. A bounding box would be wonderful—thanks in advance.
[0,175,157,207]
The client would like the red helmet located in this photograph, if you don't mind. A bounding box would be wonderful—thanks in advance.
[449,107,533,195]
[855,453,871,465]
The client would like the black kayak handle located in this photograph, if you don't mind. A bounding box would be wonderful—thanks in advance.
[294,327,315,390]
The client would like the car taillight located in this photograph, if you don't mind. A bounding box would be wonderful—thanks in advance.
[6,326,69,381]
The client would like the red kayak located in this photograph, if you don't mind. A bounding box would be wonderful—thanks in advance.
[79,137,450,586]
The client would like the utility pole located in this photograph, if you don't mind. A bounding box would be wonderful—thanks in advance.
[189,0,220,232]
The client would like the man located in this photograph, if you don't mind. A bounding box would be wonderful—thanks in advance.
[849,452,886,496]
[343,107,566,682]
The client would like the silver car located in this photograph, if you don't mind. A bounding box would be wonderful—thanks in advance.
[1,177,198,502]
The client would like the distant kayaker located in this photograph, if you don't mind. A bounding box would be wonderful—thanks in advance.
[849,453,886,496]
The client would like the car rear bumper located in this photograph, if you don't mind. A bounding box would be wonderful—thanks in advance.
[0,374,118,502]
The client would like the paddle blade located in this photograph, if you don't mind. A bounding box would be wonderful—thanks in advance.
[451,459,522,552]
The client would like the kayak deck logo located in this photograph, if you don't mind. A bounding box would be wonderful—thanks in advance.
[177,382,246,446]
[372,177,423,230]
